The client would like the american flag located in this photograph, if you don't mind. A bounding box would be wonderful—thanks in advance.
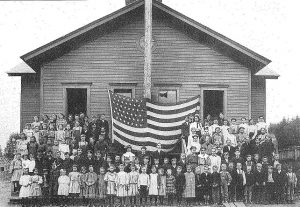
[108,90,200,152]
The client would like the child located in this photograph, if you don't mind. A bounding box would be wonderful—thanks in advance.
[253,163,266,204]
[244,154,254,172]
[286,166,297,204]
[116,164,129,206]
[16,133,29,156]
[274,163,286,204]
[97,167,106,204]
[157,168,166,205]
[195,166,203,204]
[211,165,221,205]
[198,147,209,174]
[52,140,60,159]
[55,124,65,143]
[200,165,212,205]
[230,118,239,134]
[149,166,159,205]
[64,124,73,144]
[236,162,246,202]
[48,123,56,142]
[80,166,88,200]
[85,165,97,205]
[138,166,150,205]
[29,168,43,205]
[10,153,23,194]
[28,154,35,175]
[166,168,176,205]
[212,127,223,145]
[239,117,249,135]
[49,163,60,204]
[272,153,280,168]
[228,162,238,202]
[175,165,186,205]
[57,169,70,206]
[23,123,33,139]
[72,121,82,143]
[69,165,81,199]
[104,165,116,205]
[186,146,198,171]
[220,163,232,203]
[162,157,171,173]
[41,169,50,205]
[19,168,31,206]
[266,165,275,204]
[78,135,88,155]
[59,141,70,161]
[27,137,38,158]
[244,166,255,204]
[128,165,139,205]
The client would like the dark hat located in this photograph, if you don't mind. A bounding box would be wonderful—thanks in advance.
[141,146,147,150]
[190,146,197,150]
[171,157,177,161]
[125,145,132,149]
[231,118,237,121]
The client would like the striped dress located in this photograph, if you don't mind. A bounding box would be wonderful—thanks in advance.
[165,175,176,195]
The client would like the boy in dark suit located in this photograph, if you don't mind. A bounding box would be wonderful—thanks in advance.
[274,163,287,204]
[254,163,266,204]
[223,140,236,159]
[200,165,212,205]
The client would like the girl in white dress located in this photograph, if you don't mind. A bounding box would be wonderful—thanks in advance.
[158,168,166,205]
[115,164,129,206]
[57,169,70,206]
[149,166,159,205]
[29,168,43,205]
[19,168,31,206]
[68,165,81,198]
[104,165,117,205]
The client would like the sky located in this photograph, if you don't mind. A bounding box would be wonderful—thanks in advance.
[0,0,299,148]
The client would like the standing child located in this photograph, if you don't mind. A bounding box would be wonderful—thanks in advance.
[128,165,139,205]
[97,167,107,204]
[236,163,246,202]
[253,163,266,204]
[220,163,232,204]
[48,123,56,143]
[175,165,186,205]
[64,124,73,144]
[116,164,129,206]
[200,165,212,205]
[85,165,98,205]
[57,169,70,207]
[286,166,297,204]
[80,166,88,202]
[266,165,275,204]
[41,169,50,205]
[72,122,82,143]
[49,163,60,205]
[10,153,23,194]
[195,166,203,204]
[138,166,150,205]
[29,168,43,206]
[166,168,176,205]
[149,166,159,205]
[104,165,116,205]
[19,168,31,207]
[157,168,166,205]
[69,165,81,202]
[244,166,255,204]
[211,165,221,205]
[55,124,65,143]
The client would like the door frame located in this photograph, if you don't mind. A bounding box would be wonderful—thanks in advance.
[62,82,92,116]
[200,86,228,121]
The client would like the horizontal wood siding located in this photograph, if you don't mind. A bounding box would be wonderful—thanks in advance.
[21,73,40,130]
[41,12,251,125]
[251,75,266,121]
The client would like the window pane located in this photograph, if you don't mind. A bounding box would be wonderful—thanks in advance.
[114,89,133,98]
[158,90,177,103]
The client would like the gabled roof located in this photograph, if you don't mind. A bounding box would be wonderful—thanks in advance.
[7,61,36,76]
[12,0,274,75]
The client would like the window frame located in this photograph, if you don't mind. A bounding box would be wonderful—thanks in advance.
[109,83,137,98]
[153,83,181,104]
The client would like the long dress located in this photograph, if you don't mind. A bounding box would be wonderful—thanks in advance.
[19,175,31,198]
[128,171,139,196]
[85,172,97,198]
[165,175,176,195]
[57,175,70,196]
[158,175,166,196]
[149,173,159,195]
[10,159,23,182]
[104,172,116,195]
[116,171,129,197]
[69,172,81,194]
[184,172,195,198]
[29,175,43,197]
[97,174,106,199]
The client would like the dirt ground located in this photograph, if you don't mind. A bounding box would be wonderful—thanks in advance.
[0,180,299,207]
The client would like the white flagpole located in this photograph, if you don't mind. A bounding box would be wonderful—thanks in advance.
[108,90,115,143]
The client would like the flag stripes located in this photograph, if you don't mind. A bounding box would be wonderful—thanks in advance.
[108,90,199,152]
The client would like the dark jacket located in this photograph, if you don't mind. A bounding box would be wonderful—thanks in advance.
[211,172,221,187]
[200,172,212,188]
[254,170,267,185]
[175,173,186,190]
[223,145,236,158]
[228,169,238,186]
[245,172,255,186]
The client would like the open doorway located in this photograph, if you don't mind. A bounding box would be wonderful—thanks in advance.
[66,88,87,115]
[203,90,224,119]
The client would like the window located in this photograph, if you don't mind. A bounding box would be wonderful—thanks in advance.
[113,88,133,98]
[158,90,178,104]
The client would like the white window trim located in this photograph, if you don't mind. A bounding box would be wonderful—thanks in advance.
[109,83,137,98]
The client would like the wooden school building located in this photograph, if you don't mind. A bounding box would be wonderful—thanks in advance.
[7,0,279,130]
